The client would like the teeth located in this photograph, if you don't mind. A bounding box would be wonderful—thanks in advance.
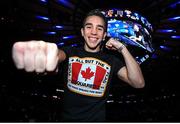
[89,37,97,41]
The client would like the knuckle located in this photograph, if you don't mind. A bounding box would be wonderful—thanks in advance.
[50,43,57,48]
[13,42,23,50]
[48,43,58,52]
[38,40,46,46]
[26,42,35,50]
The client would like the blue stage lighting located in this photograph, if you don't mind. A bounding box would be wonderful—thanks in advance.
[57,42,65,46]
[57,0,74,9]
[157,29,175,33]
[71,44,78,47]
[62,35,76,39]
[168,16,180,21]
[45,32,56,35]
[169,1,180,8]
[54,25,64,29]
[171,35,180,39]
[36,15,49,21]
[39,0,47,3]
[160,45,172,51]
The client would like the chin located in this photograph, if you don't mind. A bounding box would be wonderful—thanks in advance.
[89,42,100,47]
[89,44,99,49]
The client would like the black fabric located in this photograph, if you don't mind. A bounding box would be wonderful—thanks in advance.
[60,46,124,122]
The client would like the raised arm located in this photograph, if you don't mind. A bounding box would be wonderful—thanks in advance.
[12,40,66,73]
[106,38,145,88]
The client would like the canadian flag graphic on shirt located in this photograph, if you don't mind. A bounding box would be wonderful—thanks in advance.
[67,57,111,97]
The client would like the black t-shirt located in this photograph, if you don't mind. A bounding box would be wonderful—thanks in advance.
[60,46,124,122]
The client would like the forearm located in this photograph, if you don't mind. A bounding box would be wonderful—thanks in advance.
[119,46,145,88]
[105,38,145,88]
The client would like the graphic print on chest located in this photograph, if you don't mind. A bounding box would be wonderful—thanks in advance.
[67,57,111,97]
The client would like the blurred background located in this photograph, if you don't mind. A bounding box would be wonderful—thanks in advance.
[0,0,179,122]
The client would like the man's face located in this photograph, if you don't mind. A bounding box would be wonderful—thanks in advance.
[81,15,106,52]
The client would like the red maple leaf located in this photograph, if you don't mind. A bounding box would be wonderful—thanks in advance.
[81,67,94,81]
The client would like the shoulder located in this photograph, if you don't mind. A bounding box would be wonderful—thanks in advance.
[103,50,124,66]
[60,46,84,58]
[102,49,121,60]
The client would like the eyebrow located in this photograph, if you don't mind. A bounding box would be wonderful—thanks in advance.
[84,23,105,30]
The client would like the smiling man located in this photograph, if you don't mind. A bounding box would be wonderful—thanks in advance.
[12,9,145,122]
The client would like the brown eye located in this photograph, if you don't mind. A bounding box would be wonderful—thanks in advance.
[97,27,103,31]
[85,25,92,29]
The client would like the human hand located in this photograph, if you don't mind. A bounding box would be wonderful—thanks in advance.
[12,40,59,73]
[105,38,125,51]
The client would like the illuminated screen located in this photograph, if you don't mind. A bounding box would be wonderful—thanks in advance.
[107,19,154,52]
[101,9,154,53]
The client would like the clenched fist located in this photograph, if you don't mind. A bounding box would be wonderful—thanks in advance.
[106,38,123,51]
[12,40,59,73]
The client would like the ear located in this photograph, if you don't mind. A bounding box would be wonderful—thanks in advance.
[81,28,84,36]
[103,32,107,40]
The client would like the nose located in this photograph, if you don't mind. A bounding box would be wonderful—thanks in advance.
[91,27,97,35]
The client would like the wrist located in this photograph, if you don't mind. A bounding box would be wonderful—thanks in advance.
[117,44,126,53]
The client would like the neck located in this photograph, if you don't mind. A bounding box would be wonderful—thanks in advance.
[84,45,101,53]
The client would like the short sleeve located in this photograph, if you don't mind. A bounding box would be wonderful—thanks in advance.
[113,56,125,75]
